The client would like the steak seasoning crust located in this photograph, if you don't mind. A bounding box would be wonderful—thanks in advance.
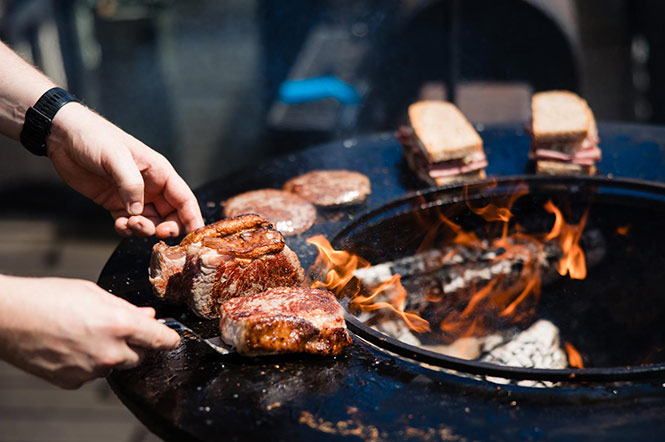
[219,287,352,356]
[149,215,305,319]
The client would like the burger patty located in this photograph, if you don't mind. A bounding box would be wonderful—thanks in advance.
[219,287,352,356]
[283,170,371,207]
[223,189,316,236]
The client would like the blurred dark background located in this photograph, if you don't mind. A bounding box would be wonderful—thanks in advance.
[2,0,662,190]
[0,0,658,267]
[0,1,662,440]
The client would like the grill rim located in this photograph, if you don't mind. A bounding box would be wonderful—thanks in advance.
[334,174,665,383]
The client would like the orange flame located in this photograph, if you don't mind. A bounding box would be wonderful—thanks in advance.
[307,189,591,348]
[617,225,630,236]
[307,236,430,333]
[564,341,584,368]
[352,274,430,333]
[544,201,588,280]
[306,235,369,295]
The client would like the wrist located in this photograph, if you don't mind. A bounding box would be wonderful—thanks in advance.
[47,101,87,155]
[20,87,80,157]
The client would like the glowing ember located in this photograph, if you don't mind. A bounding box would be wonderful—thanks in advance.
[617,225,631,236]
[564,341,584,368]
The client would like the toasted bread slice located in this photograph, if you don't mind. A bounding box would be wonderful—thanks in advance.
[531,91,591,144]
[536,160,596,176]
[409,101,483,163]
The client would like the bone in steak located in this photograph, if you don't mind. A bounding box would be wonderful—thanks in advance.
[149,215,305,318]
[219,287,352,356]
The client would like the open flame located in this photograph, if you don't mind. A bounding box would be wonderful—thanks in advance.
[351,274,431,333]
[307,235,369,296]
[307,235,430,332]
[564,341,584,368]
[307,188,590,349]
[544,201,588,280]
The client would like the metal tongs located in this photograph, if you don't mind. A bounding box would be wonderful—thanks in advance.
[159,318,235,355]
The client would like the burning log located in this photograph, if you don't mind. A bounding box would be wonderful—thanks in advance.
[308,195,603,375]
[353,229,605,344]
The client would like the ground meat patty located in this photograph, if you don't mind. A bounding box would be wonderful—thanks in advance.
[223,189,316,236]
[219,287,352,356]
[283,170,371,206]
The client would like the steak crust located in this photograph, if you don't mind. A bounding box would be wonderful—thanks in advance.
[219,287,352,356]
[149,215,305,318]
[223,189,316,236]
[283,170,371,207]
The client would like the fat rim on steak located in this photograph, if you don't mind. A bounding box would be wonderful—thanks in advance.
[149,214,305,318]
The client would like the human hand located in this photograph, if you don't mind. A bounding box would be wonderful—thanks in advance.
[46,102,204,238]
[0,275,180,389]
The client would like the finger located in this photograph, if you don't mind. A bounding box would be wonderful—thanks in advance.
[105,150,145,216]
[151,194,177,218]
[127,215,157,237]
[138,307,156,317]
[114,217,133,237]
[111,203,159,220]
[154,212,183,239]
[162,175,204,232]
[113,345,144,370]
[126,316,181,350]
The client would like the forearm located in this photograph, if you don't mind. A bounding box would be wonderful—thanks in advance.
[0,275,34,361]
[0,41,57,140]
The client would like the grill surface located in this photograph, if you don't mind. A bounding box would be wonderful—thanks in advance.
[101,123,665,441]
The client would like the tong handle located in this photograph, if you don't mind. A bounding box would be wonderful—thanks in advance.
[158,318,234,355]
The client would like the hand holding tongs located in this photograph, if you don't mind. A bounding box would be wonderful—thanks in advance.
[159,318,235,355]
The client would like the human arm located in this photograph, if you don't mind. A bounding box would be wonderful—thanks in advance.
[0,41,204,237]
[0,275,180,389]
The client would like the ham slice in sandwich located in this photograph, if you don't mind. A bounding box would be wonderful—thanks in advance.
[396,101,487,186]
[529,91,601,175]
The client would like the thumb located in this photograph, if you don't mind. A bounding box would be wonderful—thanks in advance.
[106,150,145,215]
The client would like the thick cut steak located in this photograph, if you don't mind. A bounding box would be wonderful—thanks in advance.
[219,287,352,356]
[149,215,305,318]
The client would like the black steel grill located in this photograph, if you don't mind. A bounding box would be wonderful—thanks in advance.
[101,124,665,441]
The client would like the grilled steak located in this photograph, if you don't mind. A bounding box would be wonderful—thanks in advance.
[283,170,371,206]
[223,189,316,236]
[149,215,305,318]
[219,287,352,355]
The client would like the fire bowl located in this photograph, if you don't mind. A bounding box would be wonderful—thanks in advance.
[330,176,665,383]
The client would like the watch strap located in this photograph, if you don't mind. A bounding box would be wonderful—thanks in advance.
[20,87,80,156]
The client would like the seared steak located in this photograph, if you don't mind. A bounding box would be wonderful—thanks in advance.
[219,287,352,356]
[283,170,371,206]
[223,189,316,236]
[149,215,305,318]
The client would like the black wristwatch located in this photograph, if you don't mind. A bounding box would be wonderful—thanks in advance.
[20,87,80,156]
